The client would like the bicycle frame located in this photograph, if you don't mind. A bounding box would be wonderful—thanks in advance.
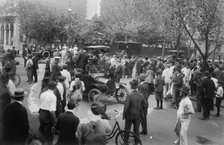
[106,119,121,141]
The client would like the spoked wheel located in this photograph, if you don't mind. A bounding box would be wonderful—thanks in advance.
[115,130,142,145]
[88,88,101,103]
[13,74,21,87]
[115,86,128,104]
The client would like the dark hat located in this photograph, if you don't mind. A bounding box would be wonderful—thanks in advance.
[138,73,146,81]
[129,79,139,89]
[157,69,163,74]
[13,88,27,98]
[180,85,190,95]
[48,81,57,89]
[204,70,210,76]
[57,76,66,82]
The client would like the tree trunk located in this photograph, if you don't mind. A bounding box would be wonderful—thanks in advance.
[176,33,182,58]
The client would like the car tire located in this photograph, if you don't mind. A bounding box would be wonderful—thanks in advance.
[115,86,128,104]
[88,88,101,103]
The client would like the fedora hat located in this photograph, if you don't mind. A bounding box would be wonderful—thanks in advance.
[13,88,27,98]
[180,85,189,95]
[129,79,139,89]
[138,73,146,81]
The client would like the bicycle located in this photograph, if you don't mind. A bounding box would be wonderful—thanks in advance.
[106,110,142,145]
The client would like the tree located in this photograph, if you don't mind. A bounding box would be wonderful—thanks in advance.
[165,0,224,68]
[100,0,164,43]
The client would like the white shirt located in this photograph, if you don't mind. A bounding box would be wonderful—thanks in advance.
[69,80,85,92]
[216,86,223,98]
[61,69,71,89]
[7,79,16,96]
[39,90,57,111]
[177,96,194,121]
[110,57,116,66]
[211,77,218,88]
[162,68,172,84]
[57,82,64,100]
[181,67,191,81]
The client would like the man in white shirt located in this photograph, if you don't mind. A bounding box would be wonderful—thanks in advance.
[174,85,194,145]
[181,64,191,87]
[39,81,57,144]
[60,65,71,89]
[162,63,172,99]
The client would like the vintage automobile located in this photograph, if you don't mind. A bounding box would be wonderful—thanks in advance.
[76,73,128,104]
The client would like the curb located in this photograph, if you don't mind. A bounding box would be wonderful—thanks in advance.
[189,96,224,109]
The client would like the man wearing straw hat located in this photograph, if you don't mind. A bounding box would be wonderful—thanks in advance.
[2,88,29,145]
[174,85,194,145]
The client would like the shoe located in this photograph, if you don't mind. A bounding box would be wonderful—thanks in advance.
[159,106,163,110]
[153,107,159,110]
[26,80,29,82]
[140,131,147,135]
[199,117,208,120]
[215,114,220,117]
[173,106,178,109]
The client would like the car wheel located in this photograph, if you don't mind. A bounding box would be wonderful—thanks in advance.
[88,88,101,103]
[115,86,128,104]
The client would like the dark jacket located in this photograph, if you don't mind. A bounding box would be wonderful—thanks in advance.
[32,55,39,70]
[123,90,148,120]
[201,77,216,99]
[55,111,80,145]
[2,102,29,145]
[138,82,150,101]
[154,76,165,92]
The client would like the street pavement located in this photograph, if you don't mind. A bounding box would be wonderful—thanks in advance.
[9,57,224,145]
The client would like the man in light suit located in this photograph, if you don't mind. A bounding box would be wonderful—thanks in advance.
[2,88,29,145]
[123,79,148,145]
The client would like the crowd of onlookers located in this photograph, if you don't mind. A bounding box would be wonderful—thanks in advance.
[0,43,224,145]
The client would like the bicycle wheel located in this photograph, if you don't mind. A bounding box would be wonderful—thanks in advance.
[14,74,21,87]
[115,130,142,145]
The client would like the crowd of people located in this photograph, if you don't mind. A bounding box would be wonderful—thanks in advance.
[0,43,224,145]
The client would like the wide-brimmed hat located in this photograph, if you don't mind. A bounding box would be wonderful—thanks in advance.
[138,73,146,81]
[180,85,189,94]
[58,76,66,82]
[13,88,27,98]
[48,81,57,89]
[129,79,139,89]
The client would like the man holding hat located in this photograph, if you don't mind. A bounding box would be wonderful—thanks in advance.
[39,81,57,144]
[174,85,194,145]
[138,73,150,135]
[2,88,29,145]
[123,79,148,145]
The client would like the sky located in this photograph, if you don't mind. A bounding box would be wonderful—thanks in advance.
[87,0,101,19]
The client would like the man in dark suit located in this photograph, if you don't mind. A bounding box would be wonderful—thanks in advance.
[0,74,11,143]
[22,45,31,67]
[123,79,148,145]
[2,88,29,145]
[115,59,123,83]
[55,99,80,145]
[51,57,61,81]
[200,71,216,120]
[172,67,183,109]
[138,73,150,135]
[32,53,39,83]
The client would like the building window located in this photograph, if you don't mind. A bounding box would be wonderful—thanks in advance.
[6,24,9,45]
[10,24,13,45]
